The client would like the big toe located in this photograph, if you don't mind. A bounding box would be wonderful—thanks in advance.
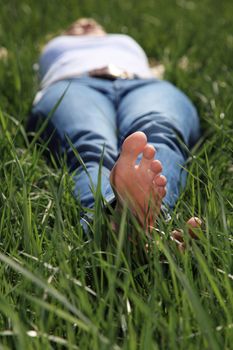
[187,217,202,238]
[187,217,202,227]
[121,131,147,164]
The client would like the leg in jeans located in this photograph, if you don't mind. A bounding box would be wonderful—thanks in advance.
[29,77,200,228]
[30,78,118,209]
[116,78,200,210]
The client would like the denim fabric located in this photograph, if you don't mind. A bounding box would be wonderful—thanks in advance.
[30,77,200,211]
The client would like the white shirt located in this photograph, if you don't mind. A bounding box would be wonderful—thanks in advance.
[34,34,153,104]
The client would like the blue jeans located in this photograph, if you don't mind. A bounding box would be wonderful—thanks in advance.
[30,77,200,212]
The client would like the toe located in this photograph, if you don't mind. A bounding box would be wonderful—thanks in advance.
[139,144,156,179]
[141,144,156,161]
[152,179,166,199]
[121,132,147,164]
[153,174,167,186]
[150,160,162,175]
[171,230,186,252]
[187,217,202,227]
[187,217,202,239]
[157,185,166,198]
[171,229,184,243]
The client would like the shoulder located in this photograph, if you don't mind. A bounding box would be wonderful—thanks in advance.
[107,34,139,43]
[107,34,144,50]
[41,36,71,53]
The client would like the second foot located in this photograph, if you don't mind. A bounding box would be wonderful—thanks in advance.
[171,217,202,252]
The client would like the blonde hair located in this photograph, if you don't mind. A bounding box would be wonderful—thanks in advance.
[64,18,105,35]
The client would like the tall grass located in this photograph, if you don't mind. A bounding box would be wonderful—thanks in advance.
[0,0,233,349]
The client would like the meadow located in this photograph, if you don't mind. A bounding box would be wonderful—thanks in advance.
[0,0,233,349]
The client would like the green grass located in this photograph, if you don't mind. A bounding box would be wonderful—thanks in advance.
[0,0,233,349]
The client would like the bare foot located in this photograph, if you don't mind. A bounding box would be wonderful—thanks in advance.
[110,132,167,228]
[171,217,202,252]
